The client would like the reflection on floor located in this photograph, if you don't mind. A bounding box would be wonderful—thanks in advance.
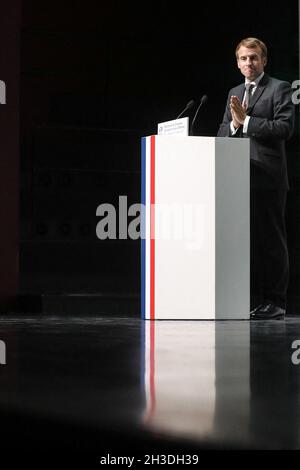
[0,314,300,453]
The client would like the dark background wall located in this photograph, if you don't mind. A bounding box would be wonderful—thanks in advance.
[19,1,300,312]
[0,1,20,311]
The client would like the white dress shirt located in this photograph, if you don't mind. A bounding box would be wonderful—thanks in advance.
[230,71,265,135]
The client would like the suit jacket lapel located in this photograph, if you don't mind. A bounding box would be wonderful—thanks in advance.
[237,84,245,103]
[247,74,269,112]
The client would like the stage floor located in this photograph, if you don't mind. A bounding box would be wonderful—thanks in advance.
[0,313,300,454]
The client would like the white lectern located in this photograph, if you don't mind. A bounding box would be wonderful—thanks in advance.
[141,136,250,320]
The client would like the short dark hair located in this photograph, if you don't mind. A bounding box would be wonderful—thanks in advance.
[235,37,268,59]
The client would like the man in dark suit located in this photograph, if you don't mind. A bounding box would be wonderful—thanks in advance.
[217,37,295,320]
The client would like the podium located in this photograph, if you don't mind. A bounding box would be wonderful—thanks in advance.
[141,136,250,320]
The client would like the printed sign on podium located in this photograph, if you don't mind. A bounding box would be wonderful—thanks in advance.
[157,117,189,136]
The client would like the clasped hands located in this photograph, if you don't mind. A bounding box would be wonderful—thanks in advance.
[230,95,247,129]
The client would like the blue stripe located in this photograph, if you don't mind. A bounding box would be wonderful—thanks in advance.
[141,137,146,320]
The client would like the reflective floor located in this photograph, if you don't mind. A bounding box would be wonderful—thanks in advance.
[0,314,300,453]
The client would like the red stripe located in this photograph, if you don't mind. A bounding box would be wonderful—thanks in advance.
[150,136,155,320]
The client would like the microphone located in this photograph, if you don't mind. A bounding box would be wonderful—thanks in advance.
[190,95,208,136]
[176,99,195,119]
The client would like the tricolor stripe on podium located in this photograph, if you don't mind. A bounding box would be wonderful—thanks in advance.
[141,136,156,320]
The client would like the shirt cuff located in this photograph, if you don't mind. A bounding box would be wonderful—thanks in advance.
[230,121,239,135]
[243,116,251,134]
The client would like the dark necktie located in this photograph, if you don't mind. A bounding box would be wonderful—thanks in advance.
[244,83,255,110]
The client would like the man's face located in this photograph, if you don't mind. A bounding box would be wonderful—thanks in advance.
[237,46,267,81]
